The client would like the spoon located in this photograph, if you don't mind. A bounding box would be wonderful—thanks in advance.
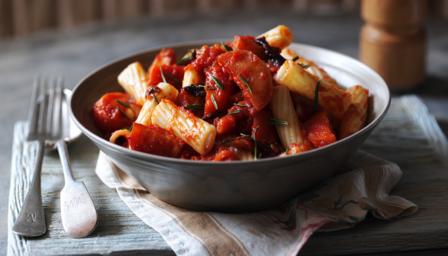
[50,87,97,238]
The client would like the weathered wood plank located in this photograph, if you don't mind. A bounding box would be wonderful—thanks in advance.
[7,96,448,255]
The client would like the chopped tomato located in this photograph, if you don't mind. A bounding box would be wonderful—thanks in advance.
[215,115,236,135]
[231,35,264,59]
[128,123,184,157]
[92,92,140,134]
[217,50,273,111]
[147,64,184,88]
[203,63,235,117]
[213,147,240,161]
[191,44,225,75]
[147,48,177,86]
[305,111,337,148]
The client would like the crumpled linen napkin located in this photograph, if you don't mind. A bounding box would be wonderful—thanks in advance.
[95,151,417,256]
[95,151,417,255]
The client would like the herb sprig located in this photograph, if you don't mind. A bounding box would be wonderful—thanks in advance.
[239,75,253,95]
[270,118,288,126]
[211,75,224,90]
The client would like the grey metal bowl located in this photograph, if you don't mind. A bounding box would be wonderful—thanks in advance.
[70,42,390,212]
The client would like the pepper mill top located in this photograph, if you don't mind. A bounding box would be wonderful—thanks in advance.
[359,0,427,91]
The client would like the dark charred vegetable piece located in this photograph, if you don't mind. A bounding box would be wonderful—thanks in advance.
[177,49,196,65]
[128,123,184,157]
[183,85,206,97]
[251,109,282,157]
[217,50,273,112]
[255,37,285,67]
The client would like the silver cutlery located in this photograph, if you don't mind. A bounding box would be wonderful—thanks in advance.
[13,78,54,237]
[50,80,97,238]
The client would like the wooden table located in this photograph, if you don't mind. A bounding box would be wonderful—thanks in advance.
[1,11,448,255]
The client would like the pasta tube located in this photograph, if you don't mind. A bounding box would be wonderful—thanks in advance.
[135,82,179,126]
[281,48,338,85]
[339,85,369,139]
[237,150,254,161]
[258,25,293,49]
[270,86,304,148]
[109,129,130,144]
[182,65,201,87]
[151,99,216,155]
[117,62,148,105]
[274,60,350,121]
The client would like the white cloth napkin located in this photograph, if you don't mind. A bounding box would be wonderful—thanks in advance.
[95,150,417,256]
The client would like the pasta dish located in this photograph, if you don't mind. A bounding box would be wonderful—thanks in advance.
[92,25,369,161]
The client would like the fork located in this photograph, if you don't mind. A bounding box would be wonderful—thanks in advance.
[13,78,57,237]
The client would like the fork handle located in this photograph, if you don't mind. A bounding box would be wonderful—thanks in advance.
[56,140,75,184]
[13,140,47,237]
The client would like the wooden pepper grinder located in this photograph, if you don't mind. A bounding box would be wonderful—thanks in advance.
[359,0,427,91]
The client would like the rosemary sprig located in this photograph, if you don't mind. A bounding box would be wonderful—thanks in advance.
[210,94,218,110]
[239,75,253,95]
[234,102,249,107]
[185,104,203,111]
[159,66,167,83]
[292,56,299,62]
[298,63,311,69]
[228,109,241,115]
[314,80,321,112]
[116,99,130,108]
[211,75,224,90]
[270,118,288,126]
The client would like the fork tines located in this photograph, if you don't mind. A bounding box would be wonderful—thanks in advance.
[27,77,65,142]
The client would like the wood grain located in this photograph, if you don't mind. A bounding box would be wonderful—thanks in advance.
[7,96,448,255]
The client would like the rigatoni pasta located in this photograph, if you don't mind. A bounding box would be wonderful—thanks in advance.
[151,99,216,155]
[339,85,369,139]
[117,62,148,105]
[92,25,370,161]
[270,86,304,148]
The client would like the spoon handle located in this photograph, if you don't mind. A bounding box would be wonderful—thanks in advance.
[56,139,98,238]
[56,140,75,183]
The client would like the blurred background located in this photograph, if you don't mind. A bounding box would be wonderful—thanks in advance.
[0,0,447,39]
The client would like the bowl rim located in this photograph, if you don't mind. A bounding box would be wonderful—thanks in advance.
[70,40,391,166]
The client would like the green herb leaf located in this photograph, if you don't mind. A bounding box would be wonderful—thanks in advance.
[228,109,241,115]
[211,75,224,90]
[177,49,196,65]
[116,99,131,108]
[233,102,249,107]
[298,63,311,69]
[117,107,128,117]
[270,118,288,126]
[314,80,321,112]
[221,43,232,52]
[210,94,219,110]
[185,104,203,111]
[159,66,167,83]
[292,56,299,62]
[239,75,253,95]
